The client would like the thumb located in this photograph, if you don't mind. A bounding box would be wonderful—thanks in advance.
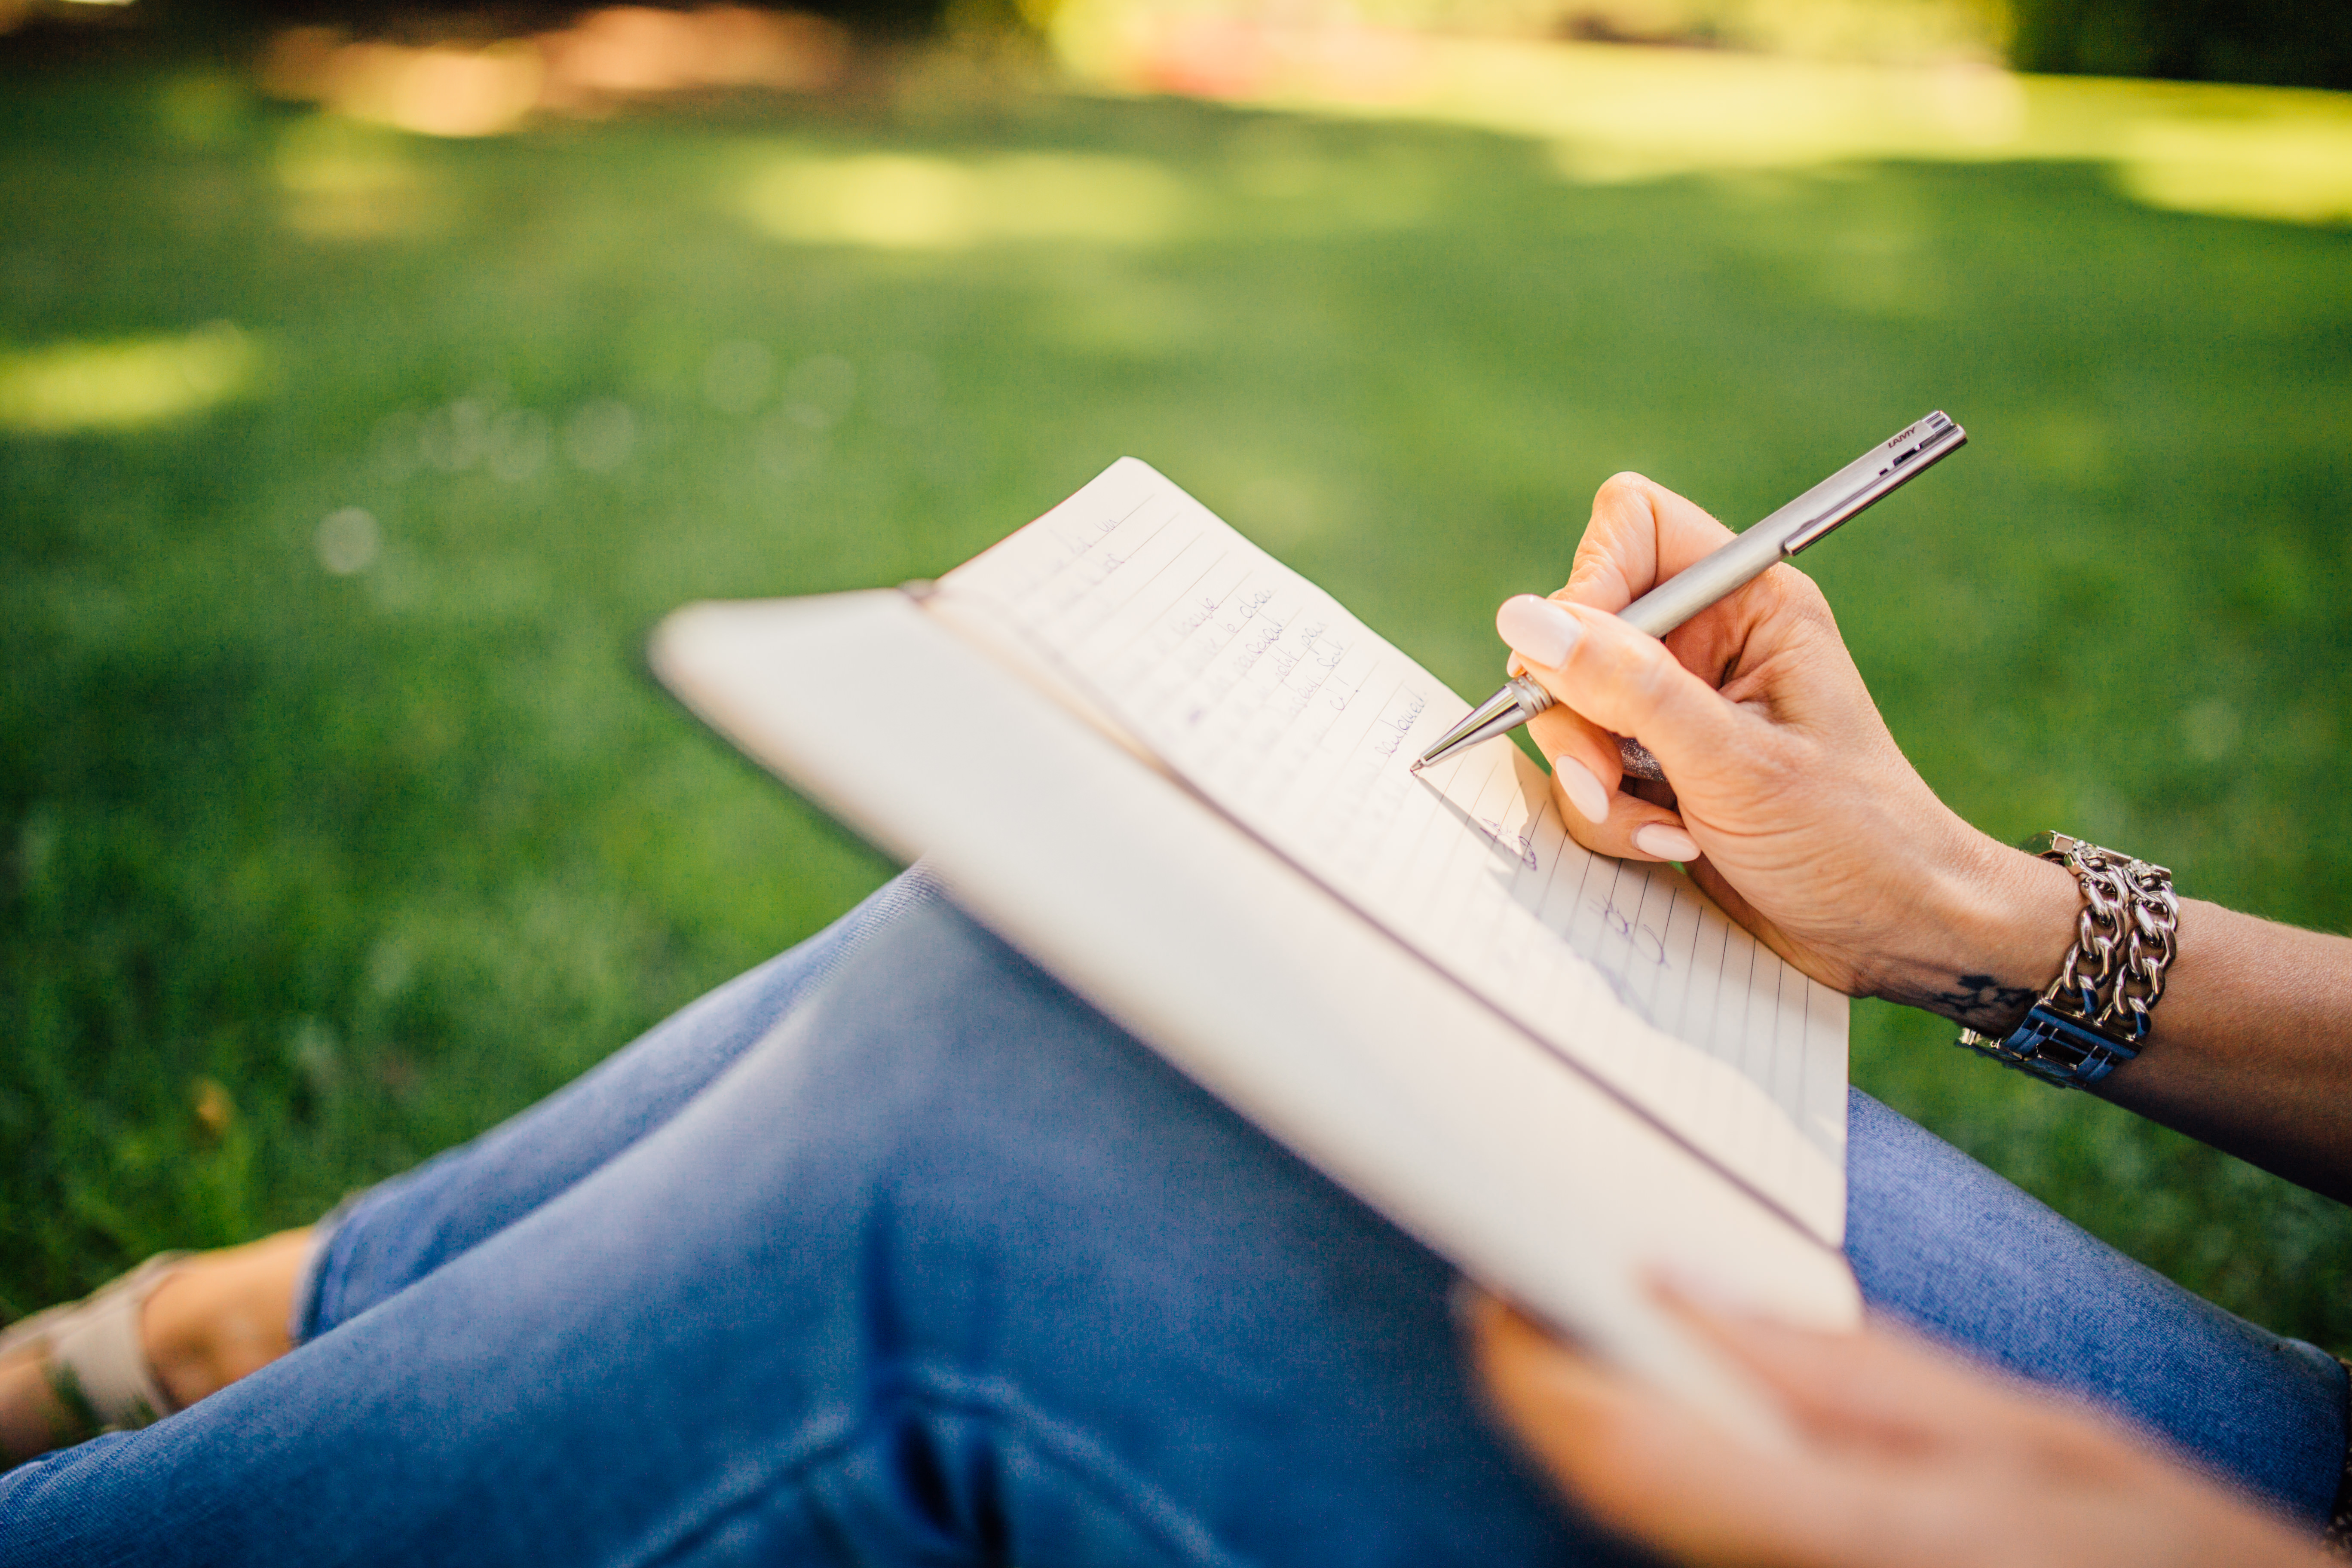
[1496,594,1748,788]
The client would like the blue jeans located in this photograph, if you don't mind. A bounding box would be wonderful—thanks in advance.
[4,870,2345,1563]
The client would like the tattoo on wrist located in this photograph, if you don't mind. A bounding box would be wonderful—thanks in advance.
[1887,973,2040,1028]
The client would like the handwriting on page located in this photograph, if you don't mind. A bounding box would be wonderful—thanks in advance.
[942,459,1846,1227]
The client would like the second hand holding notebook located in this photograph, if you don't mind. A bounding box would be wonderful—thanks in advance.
[653,457,1867,1440]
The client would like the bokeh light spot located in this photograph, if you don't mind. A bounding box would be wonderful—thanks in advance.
[2182,699,2244,764]
[316,507,381,575]
[421,397,493,472]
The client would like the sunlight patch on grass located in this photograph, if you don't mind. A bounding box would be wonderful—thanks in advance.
[2116,118,2352,225]
[273,116,446,240]
[1049,16,2352,226]
[740,149,1192,249]
[0,324,260,435]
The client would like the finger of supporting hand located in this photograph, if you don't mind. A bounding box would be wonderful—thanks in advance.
[1465,1295,1899,1568]
[1654,1289,2119,1464]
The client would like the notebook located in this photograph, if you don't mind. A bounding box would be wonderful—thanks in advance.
[652,456,1860,1436]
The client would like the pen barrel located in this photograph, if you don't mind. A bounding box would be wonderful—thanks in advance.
[1616,527,1788,639]
[1613,413,1964,643]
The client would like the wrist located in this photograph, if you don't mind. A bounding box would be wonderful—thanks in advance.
[1869,824,2080,1032]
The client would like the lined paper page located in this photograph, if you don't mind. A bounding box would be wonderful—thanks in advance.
[939,458,1847,1240]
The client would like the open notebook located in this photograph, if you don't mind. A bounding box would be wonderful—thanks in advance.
[653,457,1859,1435]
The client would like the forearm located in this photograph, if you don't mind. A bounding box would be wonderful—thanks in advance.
[1880,838,2352,1201]
[2097,902,2352,1201]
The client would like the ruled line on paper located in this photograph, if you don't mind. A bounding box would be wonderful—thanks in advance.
[940,458,1848,1232]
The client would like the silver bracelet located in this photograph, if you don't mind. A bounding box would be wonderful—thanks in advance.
[1955,832,2180,1089]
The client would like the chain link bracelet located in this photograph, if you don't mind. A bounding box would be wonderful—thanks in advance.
[1955,832,2181,1089]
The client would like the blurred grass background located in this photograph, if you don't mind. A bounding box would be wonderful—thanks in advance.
[3,47,2350,1353]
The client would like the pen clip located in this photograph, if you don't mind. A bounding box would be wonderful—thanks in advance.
[1783,412,1965,554]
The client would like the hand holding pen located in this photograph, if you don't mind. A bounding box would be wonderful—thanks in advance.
[1461,456,2059,1003]
[1413,421,2055,1017]
[1415,413,1964,790]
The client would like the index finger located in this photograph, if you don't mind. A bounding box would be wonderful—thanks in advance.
[1466,1295,1947,1568]
[1657,1288,2137,1467]
[1558,473,1739,614]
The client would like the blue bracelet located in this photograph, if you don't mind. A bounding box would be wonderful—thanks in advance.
[1957,996,2141,1089]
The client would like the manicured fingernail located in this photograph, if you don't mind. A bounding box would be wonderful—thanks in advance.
[1506,652,1526,677]
[1633,823,1698,862]
[1496,594,1581,669]
[1551,756,1611,823]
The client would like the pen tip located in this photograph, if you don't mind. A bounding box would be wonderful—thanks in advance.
[1408,760,1424,774]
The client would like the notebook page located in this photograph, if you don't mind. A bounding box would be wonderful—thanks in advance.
[939,458,1848,1242]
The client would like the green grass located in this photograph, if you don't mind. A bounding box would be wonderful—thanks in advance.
[4,63,2350,1347]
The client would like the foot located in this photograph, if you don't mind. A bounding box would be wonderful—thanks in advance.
[139,1229,312,1409]
[1,1228,311,1466]
[0,1345,79,1463]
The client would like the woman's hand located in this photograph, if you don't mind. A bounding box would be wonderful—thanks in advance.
[1464,1290,2331,1568]
[1499,472,2352,1194]
[1497,472,2076,1030]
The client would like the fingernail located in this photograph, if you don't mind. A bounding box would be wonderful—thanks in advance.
[1632,823,1699,862]
[1495,594,1581,669]
[1506,651,1526,677]
[1551,756,1611,823]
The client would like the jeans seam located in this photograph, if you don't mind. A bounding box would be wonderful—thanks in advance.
[638,1365,1248,1568]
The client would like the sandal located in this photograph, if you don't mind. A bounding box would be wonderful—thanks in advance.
[1,1253,190,1458]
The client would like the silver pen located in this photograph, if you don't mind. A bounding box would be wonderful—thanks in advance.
[1411,410,1967,778]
